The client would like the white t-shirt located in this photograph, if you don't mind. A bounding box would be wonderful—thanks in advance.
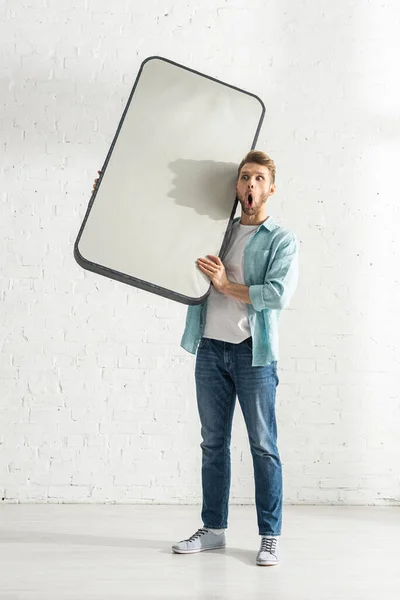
[203,220,259,343]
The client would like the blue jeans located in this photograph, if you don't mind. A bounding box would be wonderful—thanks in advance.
[195,337,282,536]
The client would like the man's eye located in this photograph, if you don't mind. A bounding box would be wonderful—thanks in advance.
[257,176,263,180]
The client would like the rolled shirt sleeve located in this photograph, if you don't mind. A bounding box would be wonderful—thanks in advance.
[249,233,299,311]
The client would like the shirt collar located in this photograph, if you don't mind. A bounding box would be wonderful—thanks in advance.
[232,215,277,232]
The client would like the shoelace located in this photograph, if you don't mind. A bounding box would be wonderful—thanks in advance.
[260,537,277,555]
[181,528,209,543]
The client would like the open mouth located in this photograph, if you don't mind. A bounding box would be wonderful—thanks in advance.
[246,193,254,208]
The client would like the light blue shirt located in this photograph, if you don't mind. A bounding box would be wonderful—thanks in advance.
[180,216,299,366]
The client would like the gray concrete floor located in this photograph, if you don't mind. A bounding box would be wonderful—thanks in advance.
[0,504,398,600]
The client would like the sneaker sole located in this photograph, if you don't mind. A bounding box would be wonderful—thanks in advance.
[256,560,279,566]
[172,544,226,554]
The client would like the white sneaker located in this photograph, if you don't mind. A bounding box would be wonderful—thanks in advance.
[256,536,280,566]
[172,528,226,554]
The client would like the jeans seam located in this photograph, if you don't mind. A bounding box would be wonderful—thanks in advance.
[221,385,233,529]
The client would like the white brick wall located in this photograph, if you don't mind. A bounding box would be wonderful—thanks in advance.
[1,0,399,505]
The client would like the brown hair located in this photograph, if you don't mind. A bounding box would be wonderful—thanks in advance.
[237,150,276,184]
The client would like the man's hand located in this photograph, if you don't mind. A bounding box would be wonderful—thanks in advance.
[197,255,229,293]
[197,254,252,304]
[92,170,102,193]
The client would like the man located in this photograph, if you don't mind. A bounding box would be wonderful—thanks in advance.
[173,150,299,566]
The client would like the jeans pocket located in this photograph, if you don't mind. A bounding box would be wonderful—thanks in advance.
[273,361,279,384]
[198,337,209,350]
[244,336,253,349]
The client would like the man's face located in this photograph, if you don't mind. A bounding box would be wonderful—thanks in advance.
[236,162,275,216]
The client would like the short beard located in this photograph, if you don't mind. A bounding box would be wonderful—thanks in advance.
[238,192,268,215]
